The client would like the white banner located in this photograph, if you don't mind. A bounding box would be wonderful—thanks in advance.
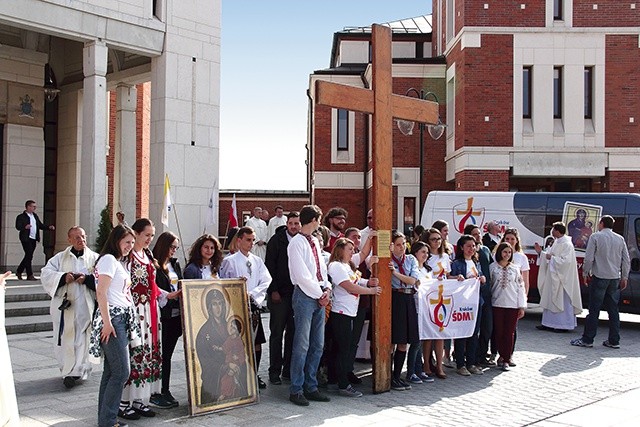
[417,278,480,340]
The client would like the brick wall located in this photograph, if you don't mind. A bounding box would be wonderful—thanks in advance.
[606,171,640,193]
[313,105,368,173]
[574,1,640,27]
[605,35,640,148]
[314,188,368,229]
[464,0,545,27]
[106,91,116,219]
[455,170,510,191]
[136,82,150,218]
[461,34,514,148]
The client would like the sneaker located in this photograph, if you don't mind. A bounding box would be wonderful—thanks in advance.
[456,366,471,376]
[162,391,179,407]
[570,338,593,348]
[488,354,497,364]
[603,340,620,349]
[443,358,456,369]
[508,358,517,367]
[117,406,141,420]
[398,378,412,390]
[468,365,484,375]
[347,371,363,385]
[406,374,423,384]
[418,372,435,383]
[149,393,172,409]
[289,392,309,406]
[131,401,155,417]
[501,362,510,371]
[391,378,408,391]
[339,384,363,398]
[303,390,331,402]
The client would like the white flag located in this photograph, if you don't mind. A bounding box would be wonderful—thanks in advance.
[416,278,480,340]
[161,174,172,226]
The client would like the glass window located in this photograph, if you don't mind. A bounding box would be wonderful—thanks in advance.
[337,109,349,151]
[523,67,532,119]
[553,67,562,119]
[554,0,562,20]
[584,67,593,119]
[403,197,416,237]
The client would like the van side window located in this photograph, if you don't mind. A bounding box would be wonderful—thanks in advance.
[613,217,625,236]
[635,219,640,251]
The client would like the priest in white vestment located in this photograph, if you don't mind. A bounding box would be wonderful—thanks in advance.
[246,207,268,260]
[267,206,288,242]
[535,222,583,331]
[41,227,98,388]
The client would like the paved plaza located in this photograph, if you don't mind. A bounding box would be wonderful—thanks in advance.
[9,308,640,426]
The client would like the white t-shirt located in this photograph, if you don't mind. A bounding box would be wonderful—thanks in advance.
[512,251,530,273]
[95,254,133,308]
[328,261,365,317]
[427,254,451,279]
[465,259,480,278]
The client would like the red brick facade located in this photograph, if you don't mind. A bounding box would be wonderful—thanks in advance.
[464,1,545,27]
[605,35,640,148]
[455,170,510,191]
[574,1,640,27]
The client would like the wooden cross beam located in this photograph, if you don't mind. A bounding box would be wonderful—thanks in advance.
[314,24,439,393]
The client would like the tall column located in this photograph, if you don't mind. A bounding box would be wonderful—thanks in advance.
[115,84,137,223]
[80,40,108,246]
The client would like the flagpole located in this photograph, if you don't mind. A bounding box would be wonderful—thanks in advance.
[172,204,188,266]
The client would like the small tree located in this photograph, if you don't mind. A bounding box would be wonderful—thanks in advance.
[95,205,113,251]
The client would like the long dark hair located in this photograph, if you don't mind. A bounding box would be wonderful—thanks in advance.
[95,224,135,265]
[188,234,223,275]
[455,234,478,263]
[152,231,179,272]
[421,228,445,256]
[410,241,432,272]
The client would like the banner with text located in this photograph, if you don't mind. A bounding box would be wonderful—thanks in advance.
[417,278,480,340]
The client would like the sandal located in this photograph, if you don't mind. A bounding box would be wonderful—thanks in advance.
[117,405,140,420]
[131,401,156,417]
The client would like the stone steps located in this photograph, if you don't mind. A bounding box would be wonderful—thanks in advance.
[3,274,53,335]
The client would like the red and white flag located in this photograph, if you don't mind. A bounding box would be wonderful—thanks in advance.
[229,194,238,228]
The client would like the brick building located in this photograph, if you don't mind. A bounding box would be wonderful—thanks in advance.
[307,2,640,233]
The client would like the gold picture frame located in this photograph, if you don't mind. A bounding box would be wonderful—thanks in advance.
[180,278,258,416]
[562,201,603,251]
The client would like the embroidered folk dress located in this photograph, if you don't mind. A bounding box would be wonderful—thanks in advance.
[123,249,162,401]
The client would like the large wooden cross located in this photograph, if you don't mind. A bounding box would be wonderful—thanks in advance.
[315,24,439,393]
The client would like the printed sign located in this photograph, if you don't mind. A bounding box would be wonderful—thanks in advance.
[416,278,479,340]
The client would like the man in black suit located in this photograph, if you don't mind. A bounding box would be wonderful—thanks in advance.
[482,220,501,252]
[15,200,55,280]
[265,211,300,385]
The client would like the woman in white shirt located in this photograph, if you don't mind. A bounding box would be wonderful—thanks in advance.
[498,228,529,365]
[424,228,454,369]
[489,242,526,371]
[91,225,139,427]
[327,238,380,398]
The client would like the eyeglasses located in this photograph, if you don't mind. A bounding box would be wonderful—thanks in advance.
[170,245,180,251]
[246,260,252,277]
[333,216,346,221]
[429,237,442,242]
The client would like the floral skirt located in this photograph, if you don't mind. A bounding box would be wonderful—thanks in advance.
[89,305,141,360]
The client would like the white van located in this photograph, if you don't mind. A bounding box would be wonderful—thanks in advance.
[420,191,640,314]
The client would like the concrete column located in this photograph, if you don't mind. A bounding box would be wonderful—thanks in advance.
[115,84,137,224]
[79,40,108,246]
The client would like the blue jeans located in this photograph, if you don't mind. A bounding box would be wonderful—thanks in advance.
[98,314,131,427]
[289,286,325,395]
[582,277,621,345]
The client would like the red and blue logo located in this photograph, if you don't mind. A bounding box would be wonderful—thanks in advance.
[453,197,485,234]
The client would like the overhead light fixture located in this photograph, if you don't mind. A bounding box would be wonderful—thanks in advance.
[43,63,60,102]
